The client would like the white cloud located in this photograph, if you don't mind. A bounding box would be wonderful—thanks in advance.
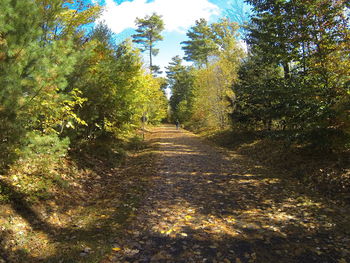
[98,0,220,34]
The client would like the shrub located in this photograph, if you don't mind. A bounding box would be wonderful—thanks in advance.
[7,132,70,201]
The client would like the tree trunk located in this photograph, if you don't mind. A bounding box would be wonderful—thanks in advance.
[149,46,152,72]
[283,62,290,79]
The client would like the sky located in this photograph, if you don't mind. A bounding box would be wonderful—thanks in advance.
[92,0,251,74]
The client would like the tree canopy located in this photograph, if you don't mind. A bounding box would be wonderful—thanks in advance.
[132,13,165,75]
[0,0,167,171]
[171,0,349,150]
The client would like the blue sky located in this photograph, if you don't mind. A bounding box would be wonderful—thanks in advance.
[92,0,251,73]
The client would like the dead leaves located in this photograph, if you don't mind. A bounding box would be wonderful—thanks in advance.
[10,125,345,263]
[106,126,350,262]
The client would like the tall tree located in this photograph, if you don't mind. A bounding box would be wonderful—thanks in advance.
[0,0,98,166]
[181,18,217,67]
[166,56,195,122]
[181,18,241,67]
[233,0,350,147]
[132,13,164,75]
[245,0,296,79]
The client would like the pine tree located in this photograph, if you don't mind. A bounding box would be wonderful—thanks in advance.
[181,18,217,67]
[236,0,350,147]
[166,56,195,122]
[0,0,99,167]
[132,13,164,75]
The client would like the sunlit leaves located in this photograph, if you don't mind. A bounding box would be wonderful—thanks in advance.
[173,19,242,129]
[234,0,350,148]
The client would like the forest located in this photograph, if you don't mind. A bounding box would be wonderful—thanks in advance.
[1,0,167,197]
[0,0,349,262]
[168,0,350,192]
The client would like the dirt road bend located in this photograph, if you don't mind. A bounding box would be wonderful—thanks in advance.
[104,125,350,263]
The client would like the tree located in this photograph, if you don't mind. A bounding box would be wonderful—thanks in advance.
[181,18,242,68]
[225,0,251,31]
[68,23,167,140]
[234,0,350,148]
[166,56,195,122]
[191,40,242,129]
[132,13,164,75]
[181,18,217,67]
[171,19,242,128]
[134,74,168,125]
[0,0,169,203]
[230,54,285,129]
[245,0,297,79]
[0,0,98,167]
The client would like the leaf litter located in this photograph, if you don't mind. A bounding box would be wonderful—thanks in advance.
[101,125,350,263]
[2,125,350,262]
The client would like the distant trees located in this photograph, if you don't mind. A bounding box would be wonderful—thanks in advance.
[132,13,165,75]
[169,0,349,150]
[166,56,195,123]
[169,18,243,129]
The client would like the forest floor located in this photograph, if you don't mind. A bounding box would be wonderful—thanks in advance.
[1,125,350,262]
[101,125,350,263]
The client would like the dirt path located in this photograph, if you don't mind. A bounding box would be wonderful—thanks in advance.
[103,125,350,263]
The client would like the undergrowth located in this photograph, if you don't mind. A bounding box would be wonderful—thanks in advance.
[0,130,148,262]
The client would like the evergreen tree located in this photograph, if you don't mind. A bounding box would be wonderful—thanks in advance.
[181,18,217,67]
[0,0,78,166]
[181,18,241,68]
[0,0,100,168]
[233,0,350,147]
[166,56,195,122]
[245,0,296,79]
[132,13,164,75]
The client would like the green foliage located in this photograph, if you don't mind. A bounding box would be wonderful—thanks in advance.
[230,0,350,149]
[0,0,168,203]
[20,132,70,173]
[68,27,167,140]
[0,0,88,167]
[71,36,144,139]
[230,55,284,128]
[172,19,243,129]
[166,56,195,122]
[181,18,217,67]
[132,13,164,74]
[7,132,70,201]
[181,18,241,67]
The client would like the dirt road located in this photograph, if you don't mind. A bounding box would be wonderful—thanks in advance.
[104,125,350,263]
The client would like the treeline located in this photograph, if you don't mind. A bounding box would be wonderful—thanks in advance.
[168,0,349,150]
[0,0,167,197]
[167,18,243,130]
